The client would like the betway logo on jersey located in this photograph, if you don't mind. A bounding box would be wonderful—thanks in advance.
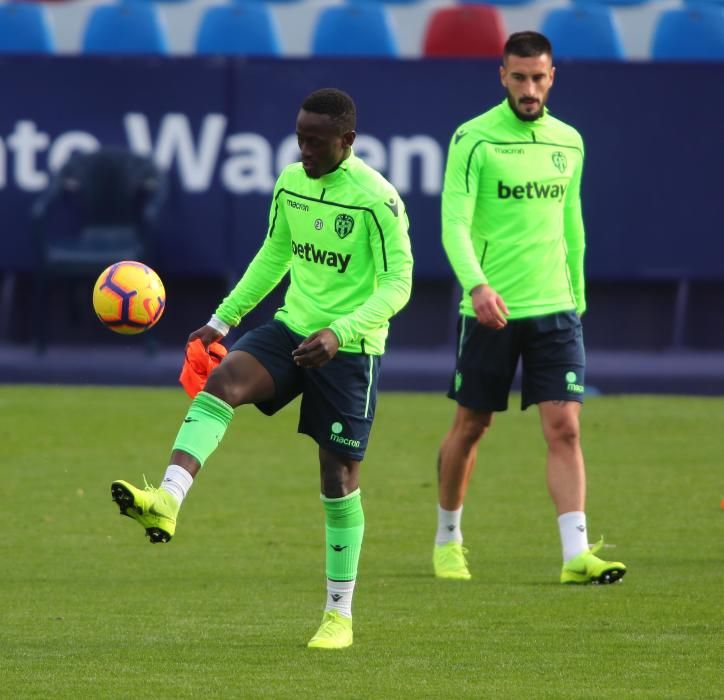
[291,241,351,273]
[498,180,568,202]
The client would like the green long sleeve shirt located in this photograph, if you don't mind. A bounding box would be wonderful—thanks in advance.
[442,99,586,319]
[215,151,413,355]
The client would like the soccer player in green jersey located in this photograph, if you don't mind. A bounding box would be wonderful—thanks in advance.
[111,88,413,649]
[432,32,626,585]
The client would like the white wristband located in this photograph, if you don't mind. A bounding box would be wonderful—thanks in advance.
[207,315,230,336]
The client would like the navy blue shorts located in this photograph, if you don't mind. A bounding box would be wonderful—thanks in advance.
[448,311,585,412]
[231,320,380,460]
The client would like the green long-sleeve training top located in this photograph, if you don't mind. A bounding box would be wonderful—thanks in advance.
[442,99,586,319]
[215,151,413,355]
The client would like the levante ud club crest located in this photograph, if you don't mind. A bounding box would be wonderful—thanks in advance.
[334,213,354,239]
[551,151,567,173]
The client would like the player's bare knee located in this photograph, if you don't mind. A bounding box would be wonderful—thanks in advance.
[201,365,236,405]
[204,364,258,407]
[454,411,492,447]
[323,473,358,498]
[320,452,359,497]
[544,420,580,449]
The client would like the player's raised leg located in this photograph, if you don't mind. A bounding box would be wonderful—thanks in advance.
[111,348,274,542]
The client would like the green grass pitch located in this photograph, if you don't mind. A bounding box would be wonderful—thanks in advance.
[2,386,724,698]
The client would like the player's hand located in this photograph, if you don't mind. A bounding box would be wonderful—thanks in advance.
[292,329,340,368]
[187,325,223,348]
[471,284,509,330]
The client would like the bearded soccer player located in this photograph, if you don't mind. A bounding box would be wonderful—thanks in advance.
[432,32,626,585]
[111,88,413,649]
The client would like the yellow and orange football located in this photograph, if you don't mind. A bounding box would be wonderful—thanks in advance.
[92,261,165,335]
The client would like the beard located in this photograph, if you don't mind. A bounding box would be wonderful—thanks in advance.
[506,92,546,122]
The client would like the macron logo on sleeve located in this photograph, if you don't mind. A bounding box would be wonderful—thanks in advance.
[383,198,399,217]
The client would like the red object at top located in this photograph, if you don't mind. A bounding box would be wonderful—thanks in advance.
[423,5,506,58]
[179,338,228,398]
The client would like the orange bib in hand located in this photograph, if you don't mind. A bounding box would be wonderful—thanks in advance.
[179,338,228,398]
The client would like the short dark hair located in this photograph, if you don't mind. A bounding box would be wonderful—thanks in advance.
[301,88,356,134]
[503,31,553,60]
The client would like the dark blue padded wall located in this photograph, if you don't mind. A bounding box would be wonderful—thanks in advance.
[1,57,721,281]
[0,57,722,350]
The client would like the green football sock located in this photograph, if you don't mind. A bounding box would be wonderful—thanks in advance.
[172,391,234,467]
[322,489,365,581]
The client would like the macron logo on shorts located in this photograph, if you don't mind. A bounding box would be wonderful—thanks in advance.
[565,371,584,394]
[330,421,361,448]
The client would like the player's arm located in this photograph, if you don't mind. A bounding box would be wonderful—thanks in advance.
[210,178,293,335]
[441,131,489,298]
[326,194,413,351]
[563,145,586,315]
[441,132,507,328]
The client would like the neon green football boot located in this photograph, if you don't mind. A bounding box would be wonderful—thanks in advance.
[560,537,627,584]
[307,610,353,650]
[433,541,472,581]
[111,478,179,544]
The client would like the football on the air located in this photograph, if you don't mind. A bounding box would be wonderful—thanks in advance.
[92,261,166,334]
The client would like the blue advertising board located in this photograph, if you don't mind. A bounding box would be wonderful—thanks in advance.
[1,56,722,281]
